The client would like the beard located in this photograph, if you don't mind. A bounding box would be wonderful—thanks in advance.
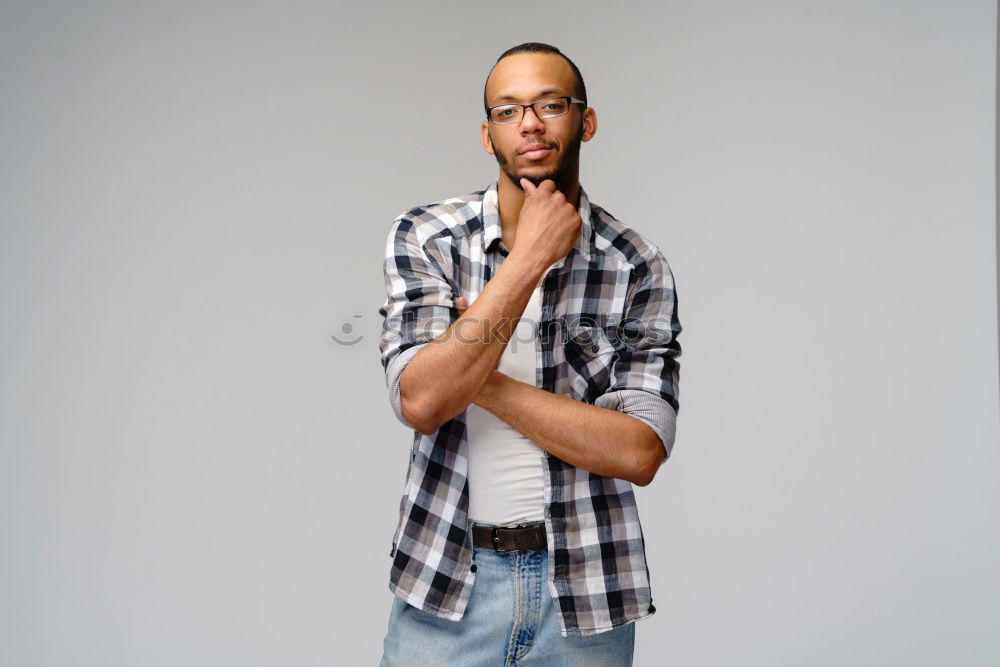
[491,118,584,193]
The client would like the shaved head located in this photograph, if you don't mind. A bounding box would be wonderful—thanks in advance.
[483,42,587,115]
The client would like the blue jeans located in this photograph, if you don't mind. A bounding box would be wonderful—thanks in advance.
[379,520,635,666]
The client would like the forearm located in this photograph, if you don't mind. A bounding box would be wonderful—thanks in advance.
[399,253,548,434]
[472,371,663,486]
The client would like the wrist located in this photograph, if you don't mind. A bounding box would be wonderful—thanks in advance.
[502,251,549,284]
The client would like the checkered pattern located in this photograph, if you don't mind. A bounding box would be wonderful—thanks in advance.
[377,179,682,637]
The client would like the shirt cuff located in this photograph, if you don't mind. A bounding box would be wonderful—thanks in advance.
[594,388,677,460]
[385,343,428,432]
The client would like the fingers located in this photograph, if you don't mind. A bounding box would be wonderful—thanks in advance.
[519,178,558,195]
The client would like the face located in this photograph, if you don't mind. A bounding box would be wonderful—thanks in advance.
[481,53,597,191]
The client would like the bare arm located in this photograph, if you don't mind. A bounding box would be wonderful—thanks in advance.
[400,179,580,435]
[472,370,664,486]
[399,252,546,434]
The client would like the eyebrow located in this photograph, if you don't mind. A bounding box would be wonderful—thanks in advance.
[489,88,565,106]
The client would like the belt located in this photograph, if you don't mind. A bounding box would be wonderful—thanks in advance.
[471,522,546,552]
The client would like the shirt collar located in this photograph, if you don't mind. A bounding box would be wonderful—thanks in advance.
[480,179,593,265]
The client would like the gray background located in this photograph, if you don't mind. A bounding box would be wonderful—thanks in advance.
[2,1,998,665]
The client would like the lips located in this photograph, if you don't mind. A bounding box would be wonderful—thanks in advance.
[518,144,553,160]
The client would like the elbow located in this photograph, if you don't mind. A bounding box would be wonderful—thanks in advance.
[399,370,441,435]
[632,467,655,488]
[400,375,466,436]
[401,388,455,436]
[632,437,667,487]
[401,396,441,436]
[632,456,660,487]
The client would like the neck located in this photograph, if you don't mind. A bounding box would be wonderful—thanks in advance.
[496,165,580,252]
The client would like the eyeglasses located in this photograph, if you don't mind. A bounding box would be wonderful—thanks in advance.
[486,96,586,125]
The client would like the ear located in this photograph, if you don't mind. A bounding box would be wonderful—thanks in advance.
[481,120,495,155]
[581,107,597,143]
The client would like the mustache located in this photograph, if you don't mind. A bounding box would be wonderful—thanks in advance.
[519,140,555,152]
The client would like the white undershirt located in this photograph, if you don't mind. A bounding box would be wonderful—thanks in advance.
[466,285,546,526]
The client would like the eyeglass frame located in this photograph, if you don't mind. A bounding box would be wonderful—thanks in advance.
[485,95,587,124]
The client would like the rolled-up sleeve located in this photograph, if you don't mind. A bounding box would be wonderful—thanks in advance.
[377,216,456,430]
[594,246,682,462]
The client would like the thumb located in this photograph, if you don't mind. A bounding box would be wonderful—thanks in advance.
[520,178,536,195]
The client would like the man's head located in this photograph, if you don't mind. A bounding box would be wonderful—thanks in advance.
[480,43,597,193]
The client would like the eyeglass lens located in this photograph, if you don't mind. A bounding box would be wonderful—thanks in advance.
[490,98,570,124]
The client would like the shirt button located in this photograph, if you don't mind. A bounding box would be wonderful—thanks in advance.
[470,563,477,572]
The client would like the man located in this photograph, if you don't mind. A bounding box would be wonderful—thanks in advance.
[377,42,681,665]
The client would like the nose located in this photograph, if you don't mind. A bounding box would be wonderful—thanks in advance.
[519,105,545,133]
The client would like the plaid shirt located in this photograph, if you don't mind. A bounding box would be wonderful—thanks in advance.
[377,179,682,637]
